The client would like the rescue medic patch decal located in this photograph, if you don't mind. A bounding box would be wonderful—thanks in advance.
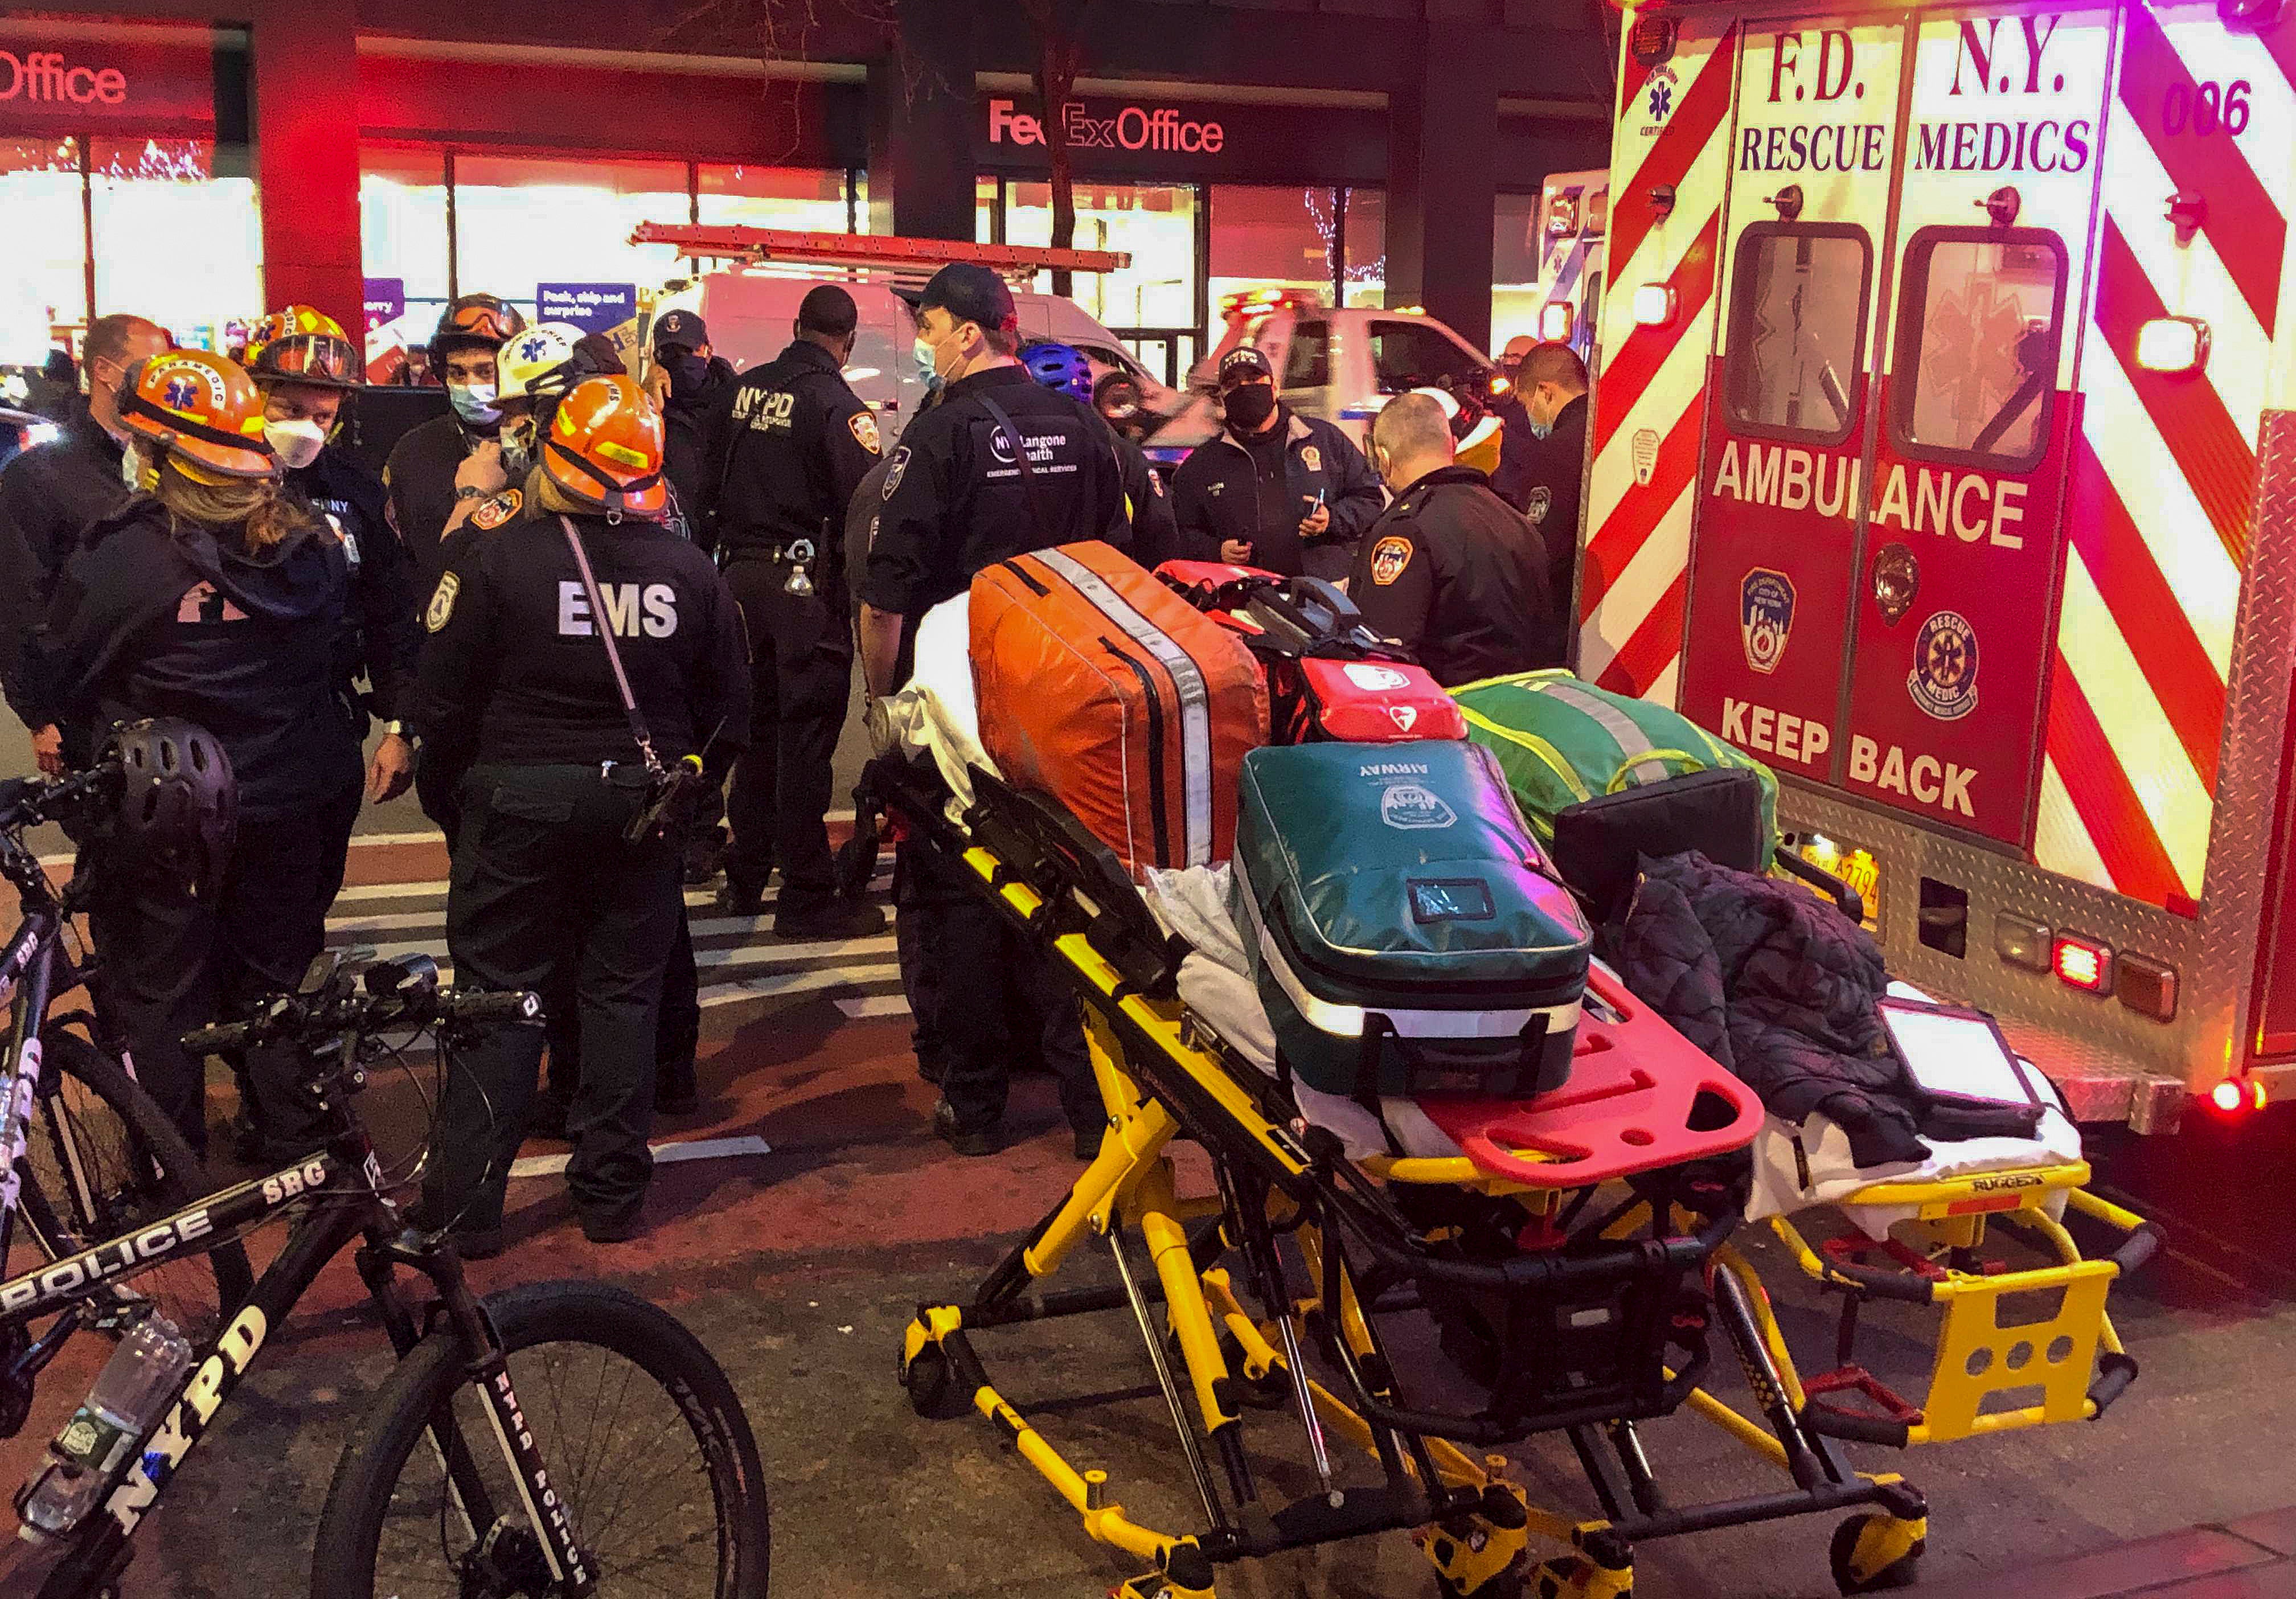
[1908,610,1979,721]
[1739,569,1795,676]
[1526,486,1552,525]
[849,410,882,454]
[425,573,460,634]
[1301,445,1322,473]
[881,446,909,500]
[1369,536,1413,586]
[470,490,520,531]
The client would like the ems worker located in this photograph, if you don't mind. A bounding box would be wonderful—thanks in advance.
[0,313,171,774]
[645,308,739,543]
[712,285,885,939]
[245,309,421,814]
[42,350,363,1154]
[1515,341,1590,664]
[416,374,747,1252]
[1170,345,1381,582]
[1350,391,1552,687]
[384,294,526,589]
[858,263,1122,1159]
[1023,341,1178,569]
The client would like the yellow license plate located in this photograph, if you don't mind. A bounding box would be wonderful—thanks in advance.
[1799,839,1881,931]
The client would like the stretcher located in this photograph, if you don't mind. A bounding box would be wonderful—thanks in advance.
[875,677,2155,1599]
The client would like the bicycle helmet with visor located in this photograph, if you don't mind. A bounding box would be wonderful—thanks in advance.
[1022,341,1096,405]
[105,718,237,895]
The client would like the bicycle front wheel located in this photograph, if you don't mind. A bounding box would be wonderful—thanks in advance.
[311,1278,768,1599]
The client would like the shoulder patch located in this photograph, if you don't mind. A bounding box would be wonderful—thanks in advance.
[882,445,911,501]
[1301,444,1322,473]
[470,489,521,531]
[850,409,882,454]
[1369,535,1414,587]
[425,572,461,633]
[1148,469,1165,497]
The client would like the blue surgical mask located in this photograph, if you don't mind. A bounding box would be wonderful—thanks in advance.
[448,382,501,427]
[1528,416,1554,441]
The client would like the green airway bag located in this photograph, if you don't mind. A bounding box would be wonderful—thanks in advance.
[1229,739,1593,1101]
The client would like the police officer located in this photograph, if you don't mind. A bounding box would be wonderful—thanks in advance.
[1349,391,1553,687]
[645,308,739,541]
[1023,341,1178,569]
[384,294,526,589]
[712,285,885,938]
[0,313,170,774]
[858,262,1123,1159]
[417,373,747,1253]
[1515,341,1590,664]
[1170,345,1382,582]
[42,349,364,1155]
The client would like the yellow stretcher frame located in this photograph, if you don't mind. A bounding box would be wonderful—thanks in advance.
[884,784,2153,1598]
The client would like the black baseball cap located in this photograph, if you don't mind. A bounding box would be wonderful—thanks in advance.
[651,309,709,352]
[919,263,1016,333]
[1217,345,1274,387]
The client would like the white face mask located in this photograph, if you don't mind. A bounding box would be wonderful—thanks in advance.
[263,417,327,471]
[120,444,142,489]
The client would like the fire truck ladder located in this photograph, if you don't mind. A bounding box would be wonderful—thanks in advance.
[628,223,1132,282]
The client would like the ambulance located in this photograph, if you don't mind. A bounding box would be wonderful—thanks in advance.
[1577,0,2296,1129]
[1529,168,1612,366]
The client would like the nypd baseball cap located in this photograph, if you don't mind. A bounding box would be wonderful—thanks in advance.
[919,263,1017,334]
[1217,345,1274,387]
[651,309,709,352]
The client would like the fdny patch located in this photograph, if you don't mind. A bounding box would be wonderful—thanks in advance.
[850,409,882,454]
[1908,610,1979,720]
[175,583,248,625]
[1739,568,1795,676]
[425,573,460,634]
[882,446,910,501]
[1369,535,1413,587]
[471,489,521,531]
[1525,485,1552,524]
[1301,445,1322,473]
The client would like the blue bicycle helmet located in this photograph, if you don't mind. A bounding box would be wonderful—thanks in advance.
[1022,342,1095,405]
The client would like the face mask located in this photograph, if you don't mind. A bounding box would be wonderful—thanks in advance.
[1525,389,1554,440]
[666,353,710,400]
[1223,383,1277,432]
[499,417,537,480]
[120,444,144,490]
[263,417,327,471]
[448,382,501,427]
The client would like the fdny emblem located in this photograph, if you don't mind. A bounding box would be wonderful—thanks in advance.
[471,490,520,531]
[1301,445,1322,473]
[1380,782,1458,831]
[850,409,882,454]
[1739,568,1795,676]
[1369,535,1413,587]
[1908,610,1979,720]
[1526,486,1552,525]
[425,573,460,634]
[881,445,910,501]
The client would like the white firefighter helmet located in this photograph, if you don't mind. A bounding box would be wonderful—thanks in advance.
[1410,385,1505,478]
[497,322,585,405]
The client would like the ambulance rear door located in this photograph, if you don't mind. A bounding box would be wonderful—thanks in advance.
[1677,14,1912,789]
[1840,5,2113,847]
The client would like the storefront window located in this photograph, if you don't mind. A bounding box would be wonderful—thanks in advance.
[1210,184,1334,311]
[360,146,449,368]
[1491,191,1542,351]
[0,138,88,360]
[452,154,690,322]
[89,137,260,354]
[1342,187,1384,310]
[1003,181,1199,332]
[698,165,848,233]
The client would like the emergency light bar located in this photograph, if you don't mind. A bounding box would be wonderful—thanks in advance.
[629,223,1132,279]
[1632,284,1677,327]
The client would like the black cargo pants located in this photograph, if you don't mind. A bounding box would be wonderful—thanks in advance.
[428,764,680,1234]
[723,558,853,917]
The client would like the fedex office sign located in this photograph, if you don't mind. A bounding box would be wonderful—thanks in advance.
[989,97,1225,155]
[0,50,127,105]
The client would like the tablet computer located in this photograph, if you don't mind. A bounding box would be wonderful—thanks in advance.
[1877,998,2044,1108]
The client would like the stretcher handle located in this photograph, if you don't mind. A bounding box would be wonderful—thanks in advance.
[2108,1221,2162,1279]
[1351,1210,1724,1294]
[1772,845,1864,924]
[1816,1254,1938,1305]
[2088,1352,2140,1415]
[1801,1404,1912,1450]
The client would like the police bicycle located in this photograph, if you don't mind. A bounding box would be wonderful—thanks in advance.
[0,765,256,1361]
[1,945,769,1597]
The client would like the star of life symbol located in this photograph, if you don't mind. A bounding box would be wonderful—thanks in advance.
[1920,276,2033,434]
[1649,78,1673,119]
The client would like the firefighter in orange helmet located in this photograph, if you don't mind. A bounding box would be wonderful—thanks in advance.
[39,348,364,1157]
[414,372,749,1255]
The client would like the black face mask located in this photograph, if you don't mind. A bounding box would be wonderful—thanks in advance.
[1223,383,1276,432]
[665,352,711,401]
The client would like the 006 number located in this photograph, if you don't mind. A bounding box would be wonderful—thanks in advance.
[2161,77,2251,136]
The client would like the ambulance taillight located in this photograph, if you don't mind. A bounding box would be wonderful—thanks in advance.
[2051,933,2115,995]
[2210,1077,2268,1114]
[2134,317,2210,375]
[1632,285,1676,328]
[1541,303,1575,341]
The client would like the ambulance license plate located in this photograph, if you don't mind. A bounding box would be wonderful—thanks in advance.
[1797,839,1881,932]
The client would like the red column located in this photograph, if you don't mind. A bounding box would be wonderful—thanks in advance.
[251,0,363,332]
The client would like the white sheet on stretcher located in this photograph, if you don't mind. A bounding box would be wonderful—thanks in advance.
[891,613,2078,1213]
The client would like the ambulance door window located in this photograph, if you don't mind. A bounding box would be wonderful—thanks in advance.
[1722,223,1872,447]
[1368,321,1485,393]
[1889,228,2067,472]
[1282,320,1330,390]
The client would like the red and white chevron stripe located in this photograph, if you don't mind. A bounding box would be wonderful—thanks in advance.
[2035,1,2294,911]
[1578,16,1740,703]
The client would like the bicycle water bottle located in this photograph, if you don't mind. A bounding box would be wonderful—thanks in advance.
[15,1314,195,1541]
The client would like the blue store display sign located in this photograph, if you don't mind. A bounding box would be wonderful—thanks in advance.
[363,277,405,329]
[538,282,638,334]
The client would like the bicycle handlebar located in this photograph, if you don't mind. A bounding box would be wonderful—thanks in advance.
[0,762,117,835]
[182,968,541,1054]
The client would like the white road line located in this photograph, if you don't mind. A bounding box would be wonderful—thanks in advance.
[509,1134,772,1180]
[698,962,903,1005]
[834,994,913,1020]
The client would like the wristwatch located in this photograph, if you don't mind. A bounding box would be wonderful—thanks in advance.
[455,486,487,501]
[383,719,417,745]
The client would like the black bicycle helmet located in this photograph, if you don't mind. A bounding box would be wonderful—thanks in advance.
[106,718,237,895]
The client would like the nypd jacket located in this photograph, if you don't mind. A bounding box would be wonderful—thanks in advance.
[859,364,1126,676]
[40,498,363,819]
[288,444,420,726]
[711,339,883,601]
[415,508,750,803]
[1347,465,1555,687]
[0,404,130,731]
[1169,407,1383,581]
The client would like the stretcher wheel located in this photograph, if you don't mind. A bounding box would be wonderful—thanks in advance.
[1828,1513,1924,1594]
[1433,1552,1524,1599]
[901,1344,968,1420]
